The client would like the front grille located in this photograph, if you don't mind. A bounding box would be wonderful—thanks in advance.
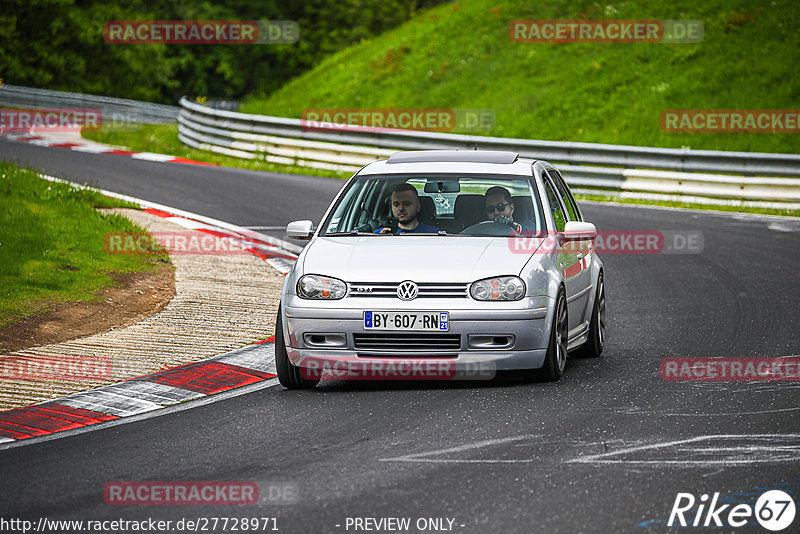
[353,333,461,351]
[349,282,467,298]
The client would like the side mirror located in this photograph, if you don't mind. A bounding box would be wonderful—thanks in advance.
[561,221,597,242]
[286,220,314,240]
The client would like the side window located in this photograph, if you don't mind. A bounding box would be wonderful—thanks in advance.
[554,170,583,222]
[544,182,567,232]
[548,170,580,222]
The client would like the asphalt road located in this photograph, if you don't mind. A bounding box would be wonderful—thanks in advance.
[2,139,799,533]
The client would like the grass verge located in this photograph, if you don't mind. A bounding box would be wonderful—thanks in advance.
[0,161,170,328]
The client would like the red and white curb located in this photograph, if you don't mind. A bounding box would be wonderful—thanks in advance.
[0,179,302,447]
[1,132,215,166]
[140,207,299,274]
[0,340,277,445]
[42,173,302,274]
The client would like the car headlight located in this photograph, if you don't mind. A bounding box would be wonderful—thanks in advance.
[296,274,347,300]
[470,276,525,301]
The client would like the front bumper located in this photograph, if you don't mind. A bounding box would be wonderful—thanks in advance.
[282,300,552,371]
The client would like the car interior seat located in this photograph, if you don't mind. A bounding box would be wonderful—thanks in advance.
[511,196,535,223]
[418,196,436,226]
[454,194,486,231]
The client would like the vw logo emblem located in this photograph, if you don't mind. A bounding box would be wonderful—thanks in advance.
[397,280,418,301]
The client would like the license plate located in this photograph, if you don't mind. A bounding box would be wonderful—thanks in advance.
[364,311,449,331]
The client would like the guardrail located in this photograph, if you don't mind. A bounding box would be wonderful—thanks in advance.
[178,98,800,205]
[0,84,178,124]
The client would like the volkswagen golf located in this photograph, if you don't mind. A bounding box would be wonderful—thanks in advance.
[275,150,605,388]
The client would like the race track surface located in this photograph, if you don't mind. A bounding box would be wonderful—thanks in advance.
[2,139,799,533]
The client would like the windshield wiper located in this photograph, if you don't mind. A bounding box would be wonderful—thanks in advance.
[325,231,370,236]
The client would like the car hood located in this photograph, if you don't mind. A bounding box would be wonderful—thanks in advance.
[300,236,543,282]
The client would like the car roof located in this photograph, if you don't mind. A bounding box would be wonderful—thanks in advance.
[360,150,539,176]
[387,150,520,164]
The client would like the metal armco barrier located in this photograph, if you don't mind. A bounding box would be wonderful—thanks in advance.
[0,84,178,124]
[3,84,796,205]
[178,97,800,204]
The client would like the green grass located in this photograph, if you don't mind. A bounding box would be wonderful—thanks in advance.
[575,192,800,217]
[81,123,351,180]
[0,162,170,327]
[241,0,800,154]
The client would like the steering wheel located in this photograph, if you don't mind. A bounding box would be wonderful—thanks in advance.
[460,220,521,236]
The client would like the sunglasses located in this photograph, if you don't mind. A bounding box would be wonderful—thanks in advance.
[486,202,510,213]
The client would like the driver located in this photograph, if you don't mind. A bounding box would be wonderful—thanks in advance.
[484,186,534,233]
[376,183,441,234]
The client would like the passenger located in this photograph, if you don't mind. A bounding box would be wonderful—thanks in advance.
[376,183,441,234]
[484,186,535,233]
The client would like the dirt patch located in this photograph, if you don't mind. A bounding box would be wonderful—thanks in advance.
[0,264,175,353]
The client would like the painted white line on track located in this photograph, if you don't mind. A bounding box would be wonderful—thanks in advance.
[380,434,539,463]
[568,434,800,466]
[628,406,800,417]
[767,221,800,232]
[380,434,800,467]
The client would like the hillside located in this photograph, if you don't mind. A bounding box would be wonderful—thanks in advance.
[240,0,800,154]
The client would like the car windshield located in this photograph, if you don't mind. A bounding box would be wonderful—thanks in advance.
[321,174,545,236]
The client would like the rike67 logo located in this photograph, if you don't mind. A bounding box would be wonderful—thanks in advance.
[669,490,795,531]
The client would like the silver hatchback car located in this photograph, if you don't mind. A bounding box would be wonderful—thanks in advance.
[276,150,605,388]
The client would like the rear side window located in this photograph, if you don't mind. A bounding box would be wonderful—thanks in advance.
[543,182,566,232]
[547,170,580,222]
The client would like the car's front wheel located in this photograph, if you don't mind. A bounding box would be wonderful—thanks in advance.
[574,272,605,358]
[275,306,319,389]
[539,289,568,381]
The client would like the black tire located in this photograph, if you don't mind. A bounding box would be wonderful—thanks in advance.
[574,272,605,358]
[539,289,568,382]
[275,306,319,389]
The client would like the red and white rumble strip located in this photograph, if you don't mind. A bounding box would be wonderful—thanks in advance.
[0,132,215,166]
[0,341,278,445]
